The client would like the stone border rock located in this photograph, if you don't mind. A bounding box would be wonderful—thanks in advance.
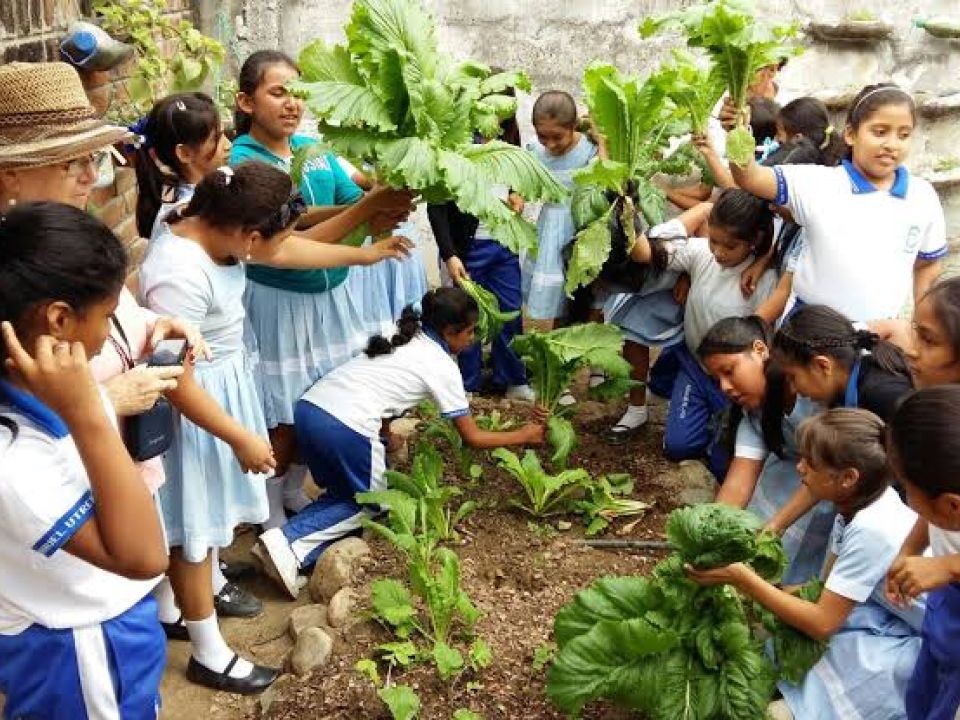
[808,20,895,44]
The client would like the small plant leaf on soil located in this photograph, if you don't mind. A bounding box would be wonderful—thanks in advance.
[452,710,483,720]
[532,641,557,671]
[378,684,421,720]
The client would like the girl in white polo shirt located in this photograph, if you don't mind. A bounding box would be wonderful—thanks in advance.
[256,288,547,598]
[0,204,169,719]
[731,83,947,323]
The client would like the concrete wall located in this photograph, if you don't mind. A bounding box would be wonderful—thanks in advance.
[219,0,960,241]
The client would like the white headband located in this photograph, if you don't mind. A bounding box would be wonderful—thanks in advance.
[851,86,910,116]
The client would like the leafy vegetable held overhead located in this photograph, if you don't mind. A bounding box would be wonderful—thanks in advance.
[563,63,687,295]
[511,324,634,466]
[546,503,825,718]
[659,50,726,136]
[459,278,519,345]
[641,0,800,166]
[293,0,567,256]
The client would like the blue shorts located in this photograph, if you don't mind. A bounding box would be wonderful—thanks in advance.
[0,594,165,720]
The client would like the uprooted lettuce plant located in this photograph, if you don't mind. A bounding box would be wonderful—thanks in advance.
[572,473,651,536]
[546,503,826,719]
[563,63,688,296]
[511,323,634,467]
[459,277,520,346]
[641,0,800,166]
[292,0,567,256]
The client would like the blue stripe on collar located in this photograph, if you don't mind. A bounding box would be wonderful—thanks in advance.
[841,159,909,198]
[0,380,69,439]
[422,328,452,354]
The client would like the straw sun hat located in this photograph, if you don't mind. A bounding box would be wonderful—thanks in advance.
[0,61,131,169]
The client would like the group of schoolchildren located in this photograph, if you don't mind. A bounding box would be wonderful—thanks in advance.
[0,45,958,720]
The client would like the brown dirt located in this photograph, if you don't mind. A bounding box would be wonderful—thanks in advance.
[160,391,687,720]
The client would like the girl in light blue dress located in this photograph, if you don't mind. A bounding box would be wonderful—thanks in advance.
[689,408,924,720]
[699,316,835,585]
[522,91,597,323]
[139,161,412,692]
[231,51,413,529]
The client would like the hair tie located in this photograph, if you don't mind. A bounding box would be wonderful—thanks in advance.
[217,166,234,185]
[853,329,878,351]
[819,125,834,150]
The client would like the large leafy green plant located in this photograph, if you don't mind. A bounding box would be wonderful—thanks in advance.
[545,504,825,718]
[641,0,800,166]
[511,323,634,467]
[563,63,692,295]
[293,0,567,256]
[491,449,591,517]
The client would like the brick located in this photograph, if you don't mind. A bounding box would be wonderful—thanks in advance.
[120,184,139,214]
[42,0,55,28]
[96,194,128,229]
[115,166,137,194]
[6,39,45,62]
[0,0,16,37]
[28,0,43,34]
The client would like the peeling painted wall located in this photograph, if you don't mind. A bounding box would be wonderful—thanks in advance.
[214,0,960,245]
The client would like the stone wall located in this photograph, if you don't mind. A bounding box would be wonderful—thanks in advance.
[225,0,960,238]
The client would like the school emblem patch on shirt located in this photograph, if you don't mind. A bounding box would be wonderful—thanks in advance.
[904,225,921,253]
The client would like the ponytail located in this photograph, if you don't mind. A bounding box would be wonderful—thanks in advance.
[775,304,910,377]
[365,306,422,358]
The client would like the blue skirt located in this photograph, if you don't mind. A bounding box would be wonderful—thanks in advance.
[0,594,165,720]
[779,599,923,720]
[244,279,369,428]
[605,286,685,348]
[159,351,270,562]
[522,202,575,320]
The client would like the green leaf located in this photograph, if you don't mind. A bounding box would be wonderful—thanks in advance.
[564,208,614,296]
[459,277,520,345]
[452,710,482,720]
[553,575,658,648]
[355,658,382,686]
[726,125,756,166]
[378,684,421,720]
[571,184,612,231]
[377,640,420,667]
[573,159,630,194]
[547,618,678,715]
[547,415,577,468]
[468,637,493,670]
[379,137,443,190]
[666,503,771,571]
[460,141,567,204]
[371,578,418,629]
[532,642,557,671]
[432,640,464,680]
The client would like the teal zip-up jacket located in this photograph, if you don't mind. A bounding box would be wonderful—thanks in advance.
[230,133,364,293]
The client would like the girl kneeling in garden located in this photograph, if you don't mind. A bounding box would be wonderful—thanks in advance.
[256,288,546,598]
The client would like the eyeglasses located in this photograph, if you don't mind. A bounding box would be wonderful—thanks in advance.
[63,150,111,179]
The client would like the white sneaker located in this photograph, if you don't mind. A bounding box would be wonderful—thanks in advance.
[558,391,577,407]
[254,528,301,600]
[588,369,606,388]
[505,384,536,402]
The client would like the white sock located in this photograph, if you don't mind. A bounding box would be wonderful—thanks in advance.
[185,613,254,678]
[283,463,311,513]
[262,474,287,531]
[153,577,180,624]
[617,404,648,430]
[210,548,228,595]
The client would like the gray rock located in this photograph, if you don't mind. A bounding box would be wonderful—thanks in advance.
[290,627,334,676]
[288,603,329,640]
[326,587,359,628]
[676,460,719,507]
[308,537,372,603]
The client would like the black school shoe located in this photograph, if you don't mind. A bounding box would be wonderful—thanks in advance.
[220,559,257,582]
[214,582,263,618]
[161,615,189,642]
[186,655,279,695]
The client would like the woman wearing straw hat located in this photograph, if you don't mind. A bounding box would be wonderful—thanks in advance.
[0,62,281,695]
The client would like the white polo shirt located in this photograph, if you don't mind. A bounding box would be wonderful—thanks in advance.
[0,383,157,635]
[774,160,947,322]
[300,331,470,439]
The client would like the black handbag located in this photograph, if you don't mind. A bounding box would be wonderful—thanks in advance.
[108,317,174,462]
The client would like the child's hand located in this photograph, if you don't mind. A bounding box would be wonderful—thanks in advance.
[672,273,691,305]
[149,317,212,362]
[446,256,469,283]
[233,432,276,475]
[366,235,414,264]
[531,404,550,425]
[691,132,715,158]
[369,209,410,235]
[507,192,525,214]
[366,186,417,216]
[886,555,958,605]
[686,561,749,587]
[519,422,546,446]
[2,322,102,426]
[718,96,747,132]
[740,257,769,298]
